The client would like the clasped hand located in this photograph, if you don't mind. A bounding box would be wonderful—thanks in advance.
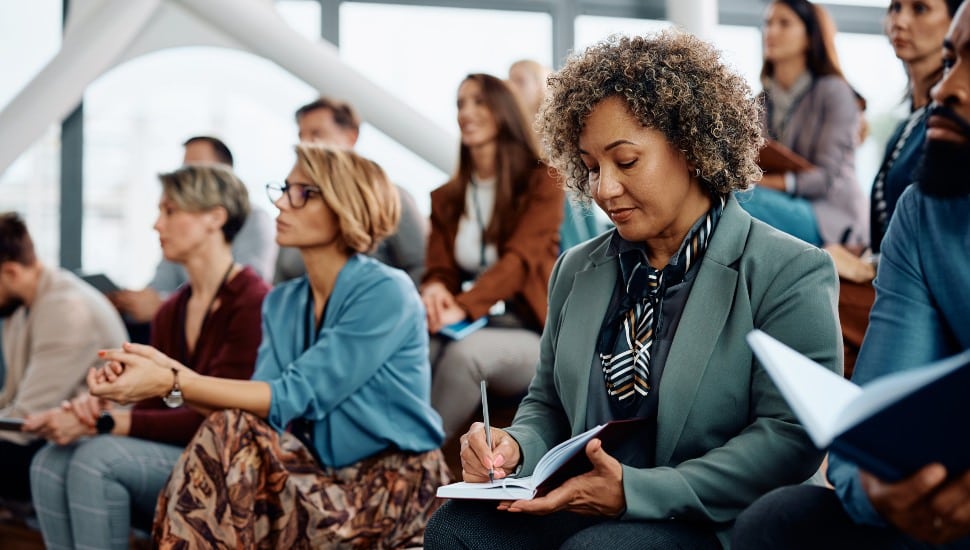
[863,464,970,544]
[420,282,466,333]
[23,394,107,445]
[88,342,181,404]
[459,422,626,517]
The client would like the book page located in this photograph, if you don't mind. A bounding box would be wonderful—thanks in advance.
[532,424,605,484]
[435,478,537,500]
[747,330,861,447]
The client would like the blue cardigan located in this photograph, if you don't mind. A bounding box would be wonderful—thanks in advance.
[829,186,970,525]
[252,254,444,468]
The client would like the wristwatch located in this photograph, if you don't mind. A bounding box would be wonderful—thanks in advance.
[162,367,183,408]
[96,411,115,435]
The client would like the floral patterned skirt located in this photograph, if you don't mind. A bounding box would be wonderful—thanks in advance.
[152,409,451,549]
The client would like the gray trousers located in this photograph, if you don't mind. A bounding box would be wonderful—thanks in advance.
[30,435,184,550]
[425,500,722,550]
[430,327,540,438]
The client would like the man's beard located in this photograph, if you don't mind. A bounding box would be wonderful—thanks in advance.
[915,105,970,198]
[0,297,23,319]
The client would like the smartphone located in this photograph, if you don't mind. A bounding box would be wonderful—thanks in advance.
[0,417,25,431]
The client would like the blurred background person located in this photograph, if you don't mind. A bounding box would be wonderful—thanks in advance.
[274,97,427,286]
[508,59,603,251]
[0,212,127,505]
[827,0,962,375]
[112,136,276,342]
[421,73,564,440]
[741,0,868,249]
[90,145,449,548]
[27,164,268,550]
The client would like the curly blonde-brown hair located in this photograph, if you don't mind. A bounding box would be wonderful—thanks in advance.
[537,31,763,201]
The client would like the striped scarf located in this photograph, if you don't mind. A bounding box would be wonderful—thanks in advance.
[599,198,724,408]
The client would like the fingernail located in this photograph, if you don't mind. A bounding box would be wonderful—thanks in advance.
[97,351,105,357]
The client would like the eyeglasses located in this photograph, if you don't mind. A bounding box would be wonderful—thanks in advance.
[266,181,322,209]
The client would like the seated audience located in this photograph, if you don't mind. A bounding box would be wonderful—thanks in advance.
[733,4,970,547]
[425,31,841,549]
[422,73,564,438]
[828,0,962,374]
[113,136,276,330]
[89,145,450,548]
[0,212,127,504]
[741,0,868,248]
[274,97,427,286]
[26,164,268,549]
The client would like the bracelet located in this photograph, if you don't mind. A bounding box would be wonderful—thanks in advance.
[162,367,184,408]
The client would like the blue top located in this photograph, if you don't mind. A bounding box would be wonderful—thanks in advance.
[870,112,928,252]
[252,254,444,468]
[829,186,970,525]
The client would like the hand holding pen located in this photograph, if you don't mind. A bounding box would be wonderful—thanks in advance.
[457,409,522,483]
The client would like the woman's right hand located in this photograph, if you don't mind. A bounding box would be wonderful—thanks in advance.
[459,422,521,483]
[421,282,458,332]
[89,343,182,405]
[824,244,876,283]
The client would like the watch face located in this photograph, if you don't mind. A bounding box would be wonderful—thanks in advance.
[163,389,184,408]
[96,412,115,435]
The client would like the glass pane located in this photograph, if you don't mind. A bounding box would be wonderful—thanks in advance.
[0,1,62,265]
[340,2,553,203]
[276,0,323,42]
[575,15,673,53]
[83,47,316,287]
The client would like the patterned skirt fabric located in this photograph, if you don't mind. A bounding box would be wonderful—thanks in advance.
[152,409,452,549]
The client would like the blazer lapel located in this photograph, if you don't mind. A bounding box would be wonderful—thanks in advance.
[655,197,750,465]
[556,238,617,432]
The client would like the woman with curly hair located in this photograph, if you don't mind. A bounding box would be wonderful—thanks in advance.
[421,73,564,439]
[425,31,841,549]
[89,145,451,548]
[742,0,868,248]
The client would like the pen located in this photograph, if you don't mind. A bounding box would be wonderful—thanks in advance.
[480,379,494,483]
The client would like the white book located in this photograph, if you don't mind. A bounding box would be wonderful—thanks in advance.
[436,418,647,500]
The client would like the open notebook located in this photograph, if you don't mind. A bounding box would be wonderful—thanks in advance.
[436,418,647,500]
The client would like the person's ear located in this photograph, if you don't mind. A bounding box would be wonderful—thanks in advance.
[0,261,22,285]
[208,206,228,233]
[344,128,360,149]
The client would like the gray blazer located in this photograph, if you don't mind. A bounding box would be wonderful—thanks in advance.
[504,196,842,545]
[762,75,869,246]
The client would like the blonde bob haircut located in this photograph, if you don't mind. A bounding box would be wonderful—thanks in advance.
[294,143,400,254]
[158,163,251,244]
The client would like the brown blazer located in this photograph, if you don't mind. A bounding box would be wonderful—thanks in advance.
[423,164,564,327]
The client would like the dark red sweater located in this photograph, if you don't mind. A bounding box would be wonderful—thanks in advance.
[129,266,269,445]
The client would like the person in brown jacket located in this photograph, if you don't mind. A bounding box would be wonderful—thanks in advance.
[421,73,564,438]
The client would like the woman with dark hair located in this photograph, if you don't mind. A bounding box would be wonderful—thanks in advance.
[89,145,451,548]
[425,31,841,549]
[827,0,963,374]
[421,73,564,438]
[741,0,868,248]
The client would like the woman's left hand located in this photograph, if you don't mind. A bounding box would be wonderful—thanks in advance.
[23,407,94,445]
[88,343,182,405]
[498,438,626,517]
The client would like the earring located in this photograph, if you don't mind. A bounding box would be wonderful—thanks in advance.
[695,168,701,177]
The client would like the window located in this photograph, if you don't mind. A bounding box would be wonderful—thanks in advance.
[0,1,62,265]
[340,2,554,208]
